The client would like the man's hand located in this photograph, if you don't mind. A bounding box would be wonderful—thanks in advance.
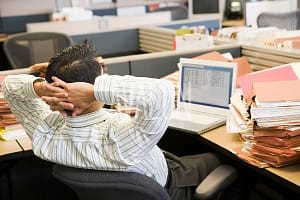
[41,77,96,116]
[34,79,74,116]
[30,62,49,77]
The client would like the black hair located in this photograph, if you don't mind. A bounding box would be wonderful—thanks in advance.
[45,41,102,84]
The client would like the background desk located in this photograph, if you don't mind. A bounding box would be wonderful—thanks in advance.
[222,18,245,27]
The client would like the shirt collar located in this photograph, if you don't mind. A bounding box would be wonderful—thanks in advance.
[65,109,110,128]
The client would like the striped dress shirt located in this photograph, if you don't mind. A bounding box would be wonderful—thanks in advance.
[2,74,174,186]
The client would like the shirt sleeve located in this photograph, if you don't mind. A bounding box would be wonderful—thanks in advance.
[94,75,175,164]
[2,74,54,139]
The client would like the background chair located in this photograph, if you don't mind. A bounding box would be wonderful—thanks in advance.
[52,164,238,200]
[256,10,300,30]
[3,32,72,69]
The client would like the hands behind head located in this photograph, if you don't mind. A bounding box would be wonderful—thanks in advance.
[39,77,95,117]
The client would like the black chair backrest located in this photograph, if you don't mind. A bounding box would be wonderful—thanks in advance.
[257,10,300,30]
[52,164,170,200]
[3,32,72,69]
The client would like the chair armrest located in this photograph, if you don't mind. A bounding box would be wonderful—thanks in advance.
[194,165,238,200]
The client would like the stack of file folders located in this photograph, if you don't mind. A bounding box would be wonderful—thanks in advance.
[227,63,300,168]
[0,76,26,141]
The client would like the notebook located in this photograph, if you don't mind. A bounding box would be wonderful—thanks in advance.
[168,58,237,134]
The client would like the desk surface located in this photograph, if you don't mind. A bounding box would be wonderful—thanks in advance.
[0,139,22,156]
[0,34,8,42]
[222,18,245,27]
[201,125,300,189]
[17,137,32,151]
[0,139,24,162]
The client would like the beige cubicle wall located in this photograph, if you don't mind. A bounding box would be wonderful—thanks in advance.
[128,43,241,78]
[139,18,221,53]
[241,43,300,71]
[139,26,175,52]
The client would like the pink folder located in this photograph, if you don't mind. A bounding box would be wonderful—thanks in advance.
[237,64,299,99]
[253,80,300,102]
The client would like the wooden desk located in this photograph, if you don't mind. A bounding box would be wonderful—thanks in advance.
[0,139,23,161]
[0,134,32,162]
[202,126,300,189]
[16,137,32,151]
[165,126,300,199]
[222,18,245,27]
[0,34,8,42]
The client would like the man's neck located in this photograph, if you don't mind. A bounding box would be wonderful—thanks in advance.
[65,101,103,116]
[80,101,103,115]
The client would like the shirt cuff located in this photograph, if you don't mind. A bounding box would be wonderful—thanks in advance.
[27,77,45,99]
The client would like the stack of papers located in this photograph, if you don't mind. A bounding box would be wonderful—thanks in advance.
[251,80,300,127]
[0,76,26,141]
[249,125,300,167]
[227,63,300,167]
[256,30,300,49]
[0,98,18,127]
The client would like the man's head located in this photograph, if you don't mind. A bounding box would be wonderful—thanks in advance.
[45,41,102,84]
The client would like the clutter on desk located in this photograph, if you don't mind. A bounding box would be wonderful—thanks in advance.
[173,33,214,51]
[215,26,279,43]
[173,26,213,51]
[256,30,300,49]
[0,76,26,141]
[0,102,26,141]
[227,62,300,168]
[215,26,300,51]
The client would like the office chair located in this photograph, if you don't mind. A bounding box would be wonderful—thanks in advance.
[3,32,72,69]
[52,163,238,200]
[256,10,300,30]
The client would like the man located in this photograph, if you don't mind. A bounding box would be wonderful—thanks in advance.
[3,42,221,200]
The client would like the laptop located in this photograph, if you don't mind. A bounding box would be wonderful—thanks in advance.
[168,58,237,134]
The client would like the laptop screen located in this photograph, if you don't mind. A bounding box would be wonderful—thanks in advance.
[179,58,237,109]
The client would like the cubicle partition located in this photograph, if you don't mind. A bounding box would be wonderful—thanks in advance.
[104,55,132,75]
[70,18,222,58]
[71,28,140,58]
[139,18,221,53]
[1,14,50,34]
[0,43,241,78]
[129,43,241,78]
[85,43,241,78]
[241,43,300,70]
